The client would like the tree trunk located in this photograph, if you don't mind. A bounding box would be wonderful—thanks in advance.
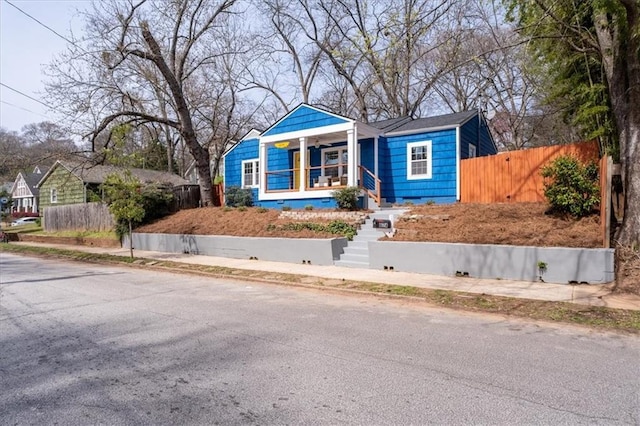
[595,6,640,247]
[616,122,640,247]
[129,219,133,259]
[141,24,215,206]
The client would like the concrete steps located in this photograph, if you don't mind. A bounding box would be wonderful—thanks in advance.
[335,209,406,268]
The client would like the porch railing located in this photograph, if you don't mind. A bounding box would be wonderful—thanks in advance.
[264,165,349,192]
[263,164,381,205]
[359,165,381,205]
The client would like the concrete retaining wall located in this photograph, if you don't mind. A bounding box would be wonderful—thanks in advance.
[369,241,615,284]
[130,233,348,266]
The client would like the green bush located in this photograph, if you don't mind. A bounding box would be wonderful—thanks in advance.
[541,155,599,218]
[225,186,253,207]
[332,186,360,210]
[270,220,357,240]
[256,207,268,213]
[304,204,314,211]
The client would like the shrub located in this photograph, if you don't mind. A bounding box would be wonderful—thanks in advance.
[270,220,357,240]
[282,205,292,211]
[541,155,599,218]
[332,186,360,210]
[225,186,253,207]
[304,204,314,211]
[237,205,247,212]
[256,207,268,213]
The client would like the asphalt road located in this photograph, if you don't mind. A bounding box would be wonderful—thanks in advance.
[1,252,639,425]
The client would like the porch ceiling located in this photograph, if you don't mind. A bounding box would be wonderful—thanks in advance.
[263,128,377,147]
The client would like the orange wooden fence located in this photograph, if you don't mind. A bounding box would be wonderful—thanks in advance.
[460,141,601,203]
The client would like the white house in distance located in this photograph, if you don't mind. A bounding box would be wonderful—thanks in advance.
[10,165,48,214]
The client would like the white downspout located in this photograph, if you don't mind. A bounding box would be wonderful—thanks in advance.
[259,140,267,200]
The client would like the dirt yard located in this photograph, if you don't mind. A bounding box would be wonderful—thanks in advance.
[391,203,602,248]
[138,202,602,248]
[133,202,640,294]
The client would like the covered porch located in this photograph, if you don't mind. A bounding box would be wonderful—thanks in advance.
[258,120,382,205]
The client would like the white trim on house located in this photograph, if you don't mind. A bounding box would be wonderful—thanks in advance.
[261,122,355,144]
[406,141,433,180]
[221,128,262,160]
[241,158,260,188]
[259,189,337,201]
[50,188,58,203]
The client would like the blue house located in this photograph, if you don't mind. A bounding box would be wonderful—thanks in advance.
[223,104,496,209]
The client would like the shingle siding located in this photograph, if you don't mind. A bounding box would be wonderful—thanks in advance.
[39,166,85,212]
[459,115,496,159]
[262,105,348,137]
[379,129,458,204]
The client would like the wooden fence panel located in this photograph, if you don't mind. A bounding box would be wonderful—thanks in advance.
[172,185,201,210]
[460,141,600,203]
[44,202,115,232]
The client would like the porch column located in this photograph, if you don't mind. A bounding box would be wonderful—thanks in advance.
[299,137,307,192]
[347,127,357,186]
[259,141,267,198]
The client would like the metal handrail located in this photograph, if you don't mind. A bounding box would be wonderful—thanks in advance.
[358,165,381,205]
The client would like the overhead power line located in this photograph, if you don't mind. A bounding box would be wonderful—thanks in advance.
[0,100,50,118]
[0,82,53,109]
[3,0,78,47]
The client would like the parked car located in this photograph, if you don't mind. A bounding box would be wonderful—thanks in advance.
[11,217,39,226]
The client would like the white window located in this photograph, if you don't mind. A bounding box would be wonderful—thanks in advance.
[469,143,477,158]
[407,141,432,180]
[322,147,348,178]
[50,188,58,203]
[241,159,259,188]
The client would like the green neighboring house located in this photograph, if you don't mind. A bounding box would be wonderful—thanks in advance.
[37,160,193,212]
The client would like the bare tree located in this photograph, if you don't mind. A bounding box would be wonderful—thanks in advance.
[46,0,240,205]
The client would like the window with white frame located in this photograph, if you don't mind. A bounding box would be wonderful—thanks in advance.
[50,188,58,203]
[322,147,348,178]
[469,143,477,158]
[241,159,259,188]
[407,141,432,180]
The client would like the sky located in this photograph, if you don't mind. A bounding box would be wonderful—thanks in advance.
[0,0,90,133]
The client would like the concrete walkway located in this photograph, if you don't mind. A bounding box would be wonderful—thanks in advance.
[7,241,640,311]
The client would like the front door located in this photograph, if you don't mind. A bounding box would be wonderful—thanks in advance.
[293,150,309,189]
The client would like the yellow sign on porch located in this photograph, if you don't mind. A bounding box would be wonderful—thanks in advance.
[274,141,290,149]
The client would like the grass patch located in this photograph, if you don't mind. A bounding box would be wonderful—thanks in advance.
[32,229,119,240]
[2,243,638,334]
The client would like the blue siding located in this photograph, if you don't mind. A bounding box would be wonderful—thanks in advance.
[262,105,349,137]
[266,145,290,190]
[224,137,262,206]
[359,138,375,173]
[224,137,259,189]
[379,129,457,204]
[460,114,496,159]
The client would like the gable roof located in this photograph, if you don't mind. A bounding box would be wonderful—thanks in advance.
[261,103,352,138]
[386,110,479,135]
[23,168,49,196]
[222,128,263,159]
[368,116,413,132]
[38,160,191,188]
[10,166,50,197]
